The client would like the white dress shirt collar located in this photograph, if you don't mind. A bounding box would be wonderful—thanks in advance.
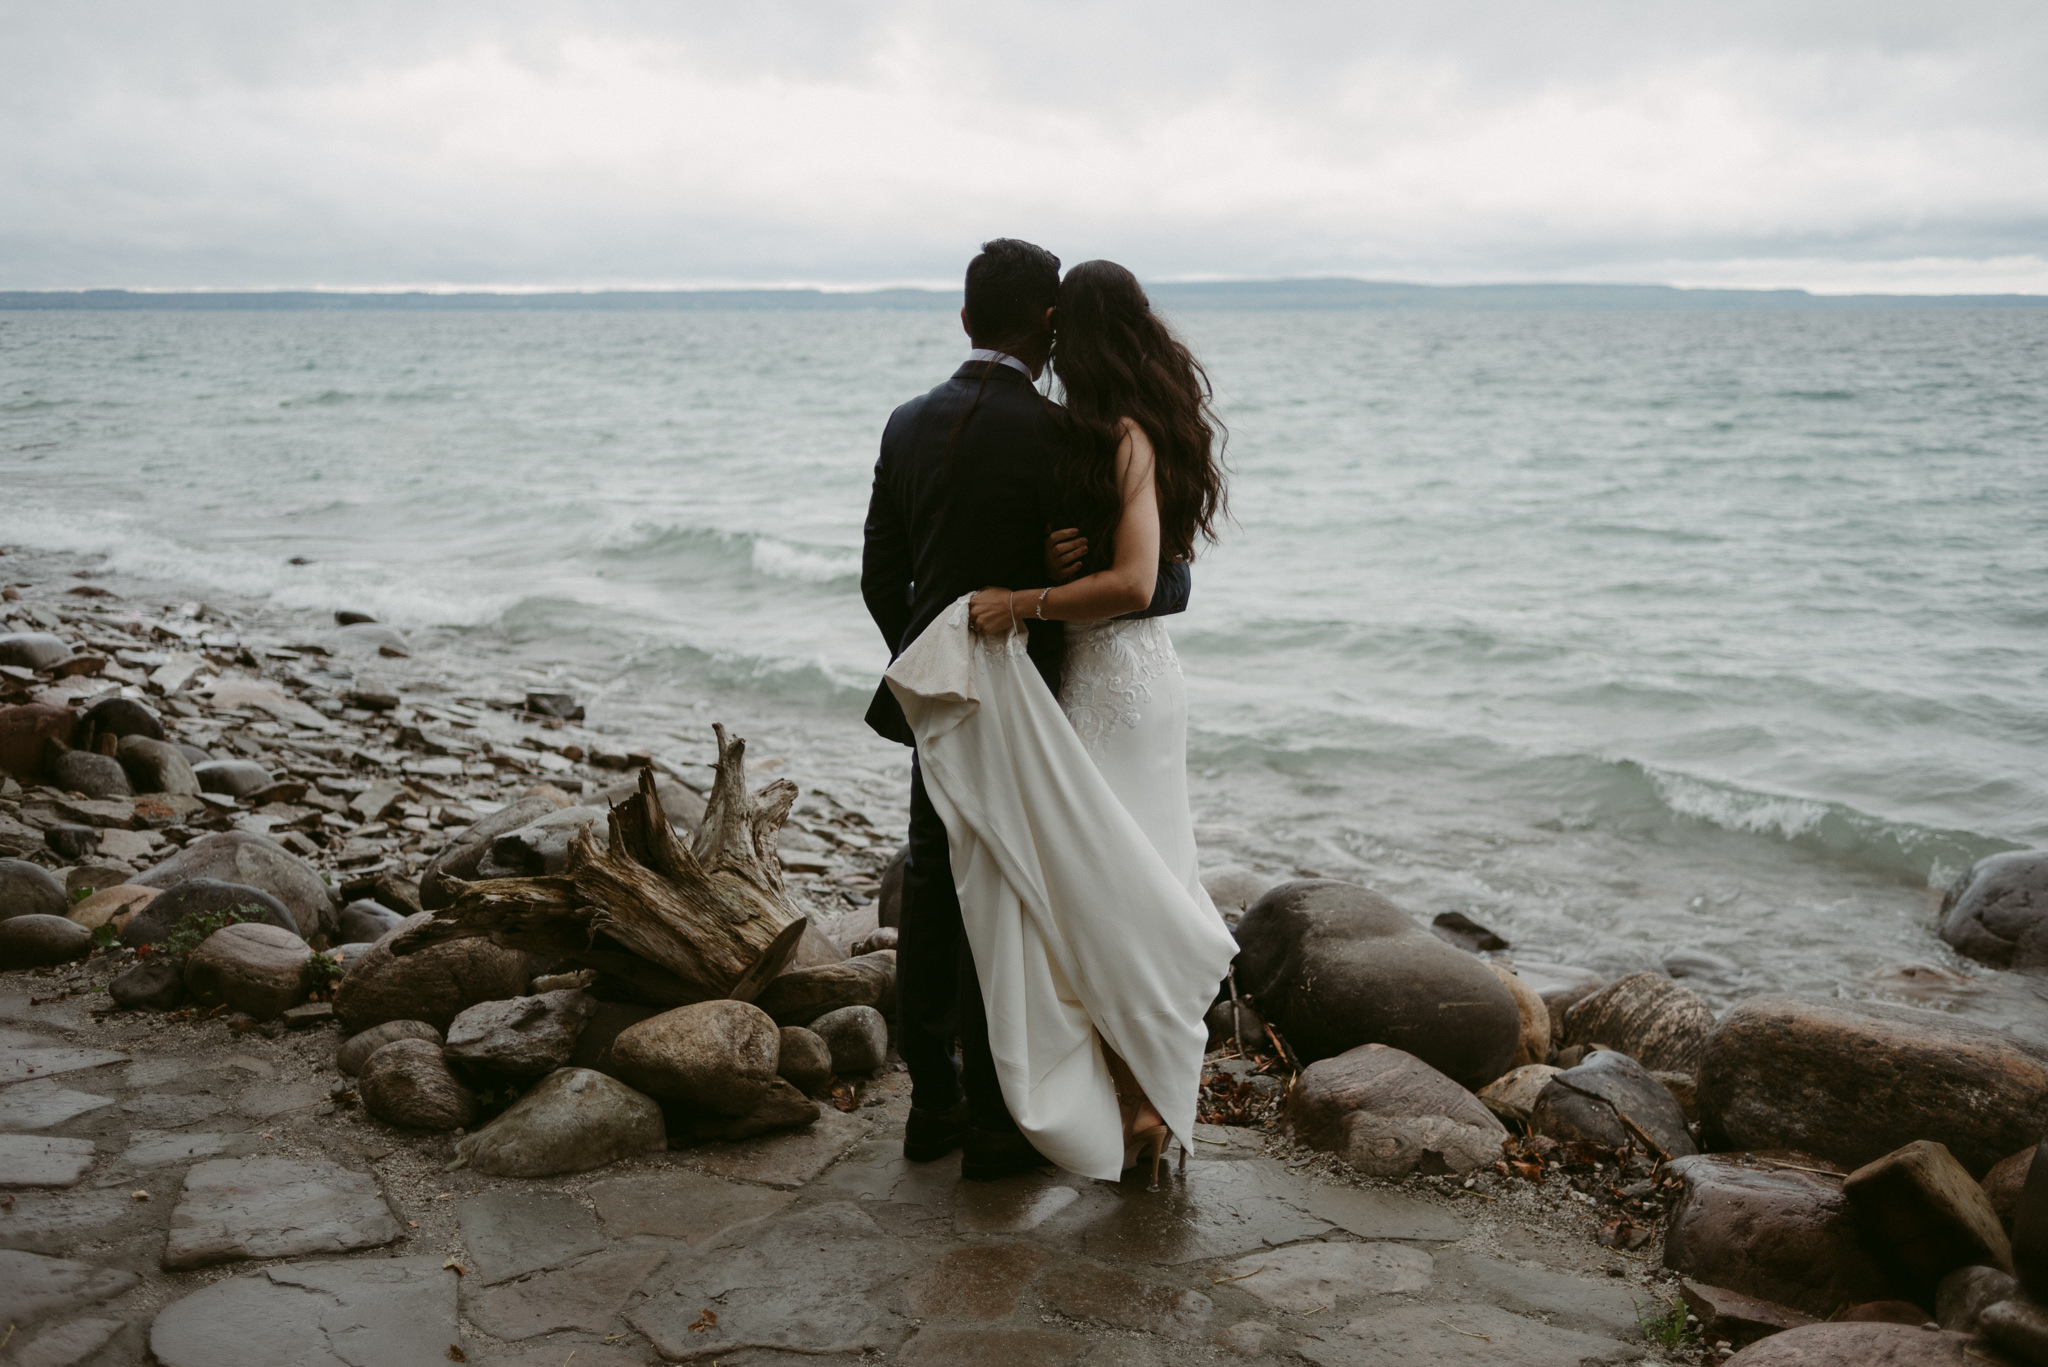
[965,348,1034,379]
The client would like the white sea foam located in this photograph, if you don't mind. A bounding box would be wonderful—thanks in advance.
[749,537,859,583]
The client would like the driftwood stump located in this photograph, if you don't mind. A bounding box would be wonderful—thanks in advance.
[390,725,810,1005]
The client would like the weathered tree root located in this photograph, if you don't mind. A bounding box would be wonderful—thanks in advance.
[391,724,810,1005]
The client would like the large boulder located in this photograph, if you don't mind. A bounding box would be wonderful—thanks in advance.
[120,878,299,948]
[0,914,91,969]
[1698,996,2048,1175]
[1530,1049,1696,1158]
[1233,879,1521,1085]
[417,794,569,910]
[135,833,340,941]
[1723,1324,1984,1365]
[116,734,200,795]
[0,858,68,921]
[51,749,133,799]
[1844,1140,2014,1299]
[442,990,595,1078]
[611,999,782,1116]
[0,703,75,784]
[1941,851,2048,972]
[455,1068,666,1177]
[1487,961,1550,1069]
[1664,1152,1905,1317]
[183,923,313,1020]
[358,1038,476,1131]
[1288,1042,1508,1178]
[336,1020,442,1077]
[331,912,532,1034]
[753,950,897,1027]
[1560,972,1715,1075]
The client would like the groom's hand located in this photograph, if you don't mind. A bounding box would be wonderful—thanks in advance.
[1045,527,1088,583]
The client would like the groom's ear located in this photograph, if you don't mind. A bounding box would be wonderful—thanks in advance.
[960,306,973,339]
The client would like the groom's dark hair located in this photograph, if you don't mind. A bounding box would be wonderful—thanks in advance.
[963,238,1061,350]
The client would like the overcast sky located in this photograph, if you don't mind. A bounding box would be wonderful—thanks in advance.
[4,2,2045,293]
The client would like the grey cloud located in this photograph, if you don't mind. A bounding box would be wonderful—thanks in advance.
[1,1,2043,290]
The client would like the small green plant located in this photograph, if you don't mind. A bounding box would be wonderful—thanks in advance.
[71,886,93,904]
[90,922,120,951]
[1635,1296,1698,1350]
[159,904,267,957]
[304,952,345,995]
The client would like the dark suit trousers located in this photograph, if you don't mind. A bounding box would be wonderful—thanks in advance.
[899,755,1012,1132]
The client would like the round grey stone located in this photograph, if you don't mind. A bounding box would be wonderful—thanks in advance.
[0,914,91,969]
[0,858,67,922]
[191,760,274,798]
[51,750,133,799]
[337,1019,443,1076]
[455,1067,666,1177]
[810,1004,889,1075]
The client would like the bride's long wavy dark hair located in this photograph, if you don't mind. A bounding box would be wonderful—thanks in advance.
[1051,260,1228,567]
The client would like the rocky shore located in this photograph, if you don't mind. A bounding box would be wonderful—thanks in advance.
[5,546,2048,1366]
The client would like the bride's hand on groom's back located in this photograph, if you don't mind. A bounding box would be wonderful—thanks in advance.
[1045,527,1088,583]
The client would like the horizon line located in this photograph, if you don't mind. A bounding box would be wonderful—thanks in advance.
[4,275,2046,301]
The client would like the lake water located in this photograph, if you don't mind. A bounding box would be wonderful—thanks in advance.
[4,302,2044,1013]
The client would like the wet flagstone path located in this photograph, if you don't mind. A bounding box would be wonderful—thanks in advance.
[0,987,1672,1366]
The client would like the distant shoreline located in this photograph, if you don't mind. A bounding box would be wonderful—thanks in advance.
[4,280,2046,312]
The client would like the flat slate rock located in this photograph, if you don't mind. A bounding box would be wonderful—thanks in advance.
[0,1047,129,1085]
[151,1256,459,1367]
[1301,1181,1470,1242]
[586,1168,796,1247]
[463,1245,669,1340]
[456,1188,608,1285]
[0,1079,114,1132]
[1305,1301,1637,1366]
[120,1092,228,1127]
[163,1156,401,1269]
[0,1249,140,1327]
[630,1203,915,1360]
[11,1315,127,1367]
[1221,1241,1432,1314]
[121,1130,235,1167]
[1429,1249,1649,1340]
[1079,1157,1332,1265]
[0,1189,138,1255]
[0,1134,96,1189]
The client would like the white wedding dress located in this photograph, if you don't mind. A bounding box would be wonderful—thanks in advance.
[887,598,1237,1181]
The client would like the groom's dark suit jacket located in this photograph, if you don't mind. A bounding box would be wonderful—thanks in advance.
[861,360,1189,746]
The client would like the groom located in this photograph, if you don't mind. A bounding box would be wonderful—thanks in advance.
[861,237,1074,1180]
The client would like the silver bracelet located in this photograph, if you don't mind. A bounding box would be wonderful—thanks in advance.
[1036,587,1052,620]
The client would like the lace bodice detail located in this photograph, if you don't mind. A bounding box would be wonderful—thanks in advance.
[1060,618,1180,753]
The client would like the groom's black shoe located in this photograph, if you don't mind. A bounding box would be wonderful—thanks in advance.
[961,1126,1049,1182]
[903,1100,971,1162]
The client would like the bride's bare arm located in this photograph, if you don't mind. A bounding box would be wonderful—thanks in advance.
[968,420,1160,632]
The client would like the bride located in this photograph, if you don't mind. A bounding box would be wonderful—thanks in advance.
[886,259,1236,1186]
